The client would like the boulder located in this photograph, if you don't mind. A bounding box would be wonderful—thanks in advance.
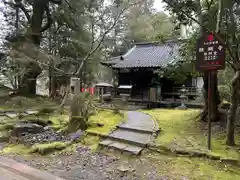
[11,123,44,137]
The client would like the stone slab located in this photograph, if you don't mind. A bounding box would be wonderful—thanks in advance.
[100,139,142,155]
[123,145,142,155]
[108,129,151,147]
[110,141,128,150]
[118,124,154,133]
[125,111,155,131]
[100,139,115,146]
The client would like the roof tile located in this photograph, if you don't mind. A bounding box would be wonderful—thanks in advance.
[104,40,181,68]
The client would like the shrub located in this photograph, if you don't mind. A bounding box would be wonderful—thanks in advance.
[218,85,231,102]
[67,92,96,132]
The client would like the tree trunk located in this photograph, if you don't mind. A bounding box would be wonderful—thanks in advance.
[226,71,240,146]
[201,71,221,121]
[18,62,41,95]
[49,68,58,98]
[18,0,49,95]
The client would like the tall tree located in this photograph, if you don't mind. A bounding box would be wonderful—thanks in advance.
[163,0,221,122]
[2,0,62,95]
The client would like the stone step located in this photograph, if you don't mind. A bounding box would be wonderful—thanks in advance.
[107,129,151,147]
[99,139,143,155]
[117,124,154,134]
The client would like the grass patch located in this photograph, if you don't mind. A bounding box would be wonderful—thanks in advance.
[86,109,124,135]
[143,109,240,160]
[146,152,240,180]
[0,95,58,112]
[1,144,31,154]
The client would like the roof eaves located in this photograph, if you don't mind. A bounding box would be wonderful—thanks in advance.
[122,45,136,58]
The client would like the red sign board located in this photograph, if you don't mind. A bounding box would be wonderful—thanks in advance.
[196,33,225,71]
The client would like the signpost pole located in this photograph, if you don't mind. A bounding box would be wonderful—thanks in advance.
[207,71,212,150]
[196,32,225,151]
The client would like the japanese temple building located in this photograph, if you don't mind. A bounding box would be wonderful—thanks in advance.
[101,40,203,102]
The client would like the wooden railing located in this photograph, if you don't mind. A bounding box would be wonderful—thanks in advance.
[164,86,201,96]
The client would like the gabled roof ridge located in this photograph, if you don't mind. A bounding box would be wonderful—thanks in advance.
[134,39,184,46]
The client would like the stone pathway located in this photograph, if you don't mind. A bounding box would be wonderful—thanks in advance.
[99,111,159,155]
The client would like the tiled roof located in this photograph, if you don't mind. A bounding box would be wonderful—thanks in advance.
[102,40,182,68]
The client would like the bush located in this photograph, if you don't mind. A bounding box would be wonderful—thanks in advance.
[218,85,231,102]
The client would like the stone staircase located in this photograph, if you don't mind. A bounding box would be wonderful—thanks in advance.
[99,111,159,155]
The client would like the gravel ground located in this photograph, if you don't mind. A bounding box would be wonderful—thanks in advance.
[4,147,167,180]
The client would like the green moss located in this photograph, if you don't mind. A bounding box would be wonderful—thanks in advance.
[143,109,240,160]
[49,113,69,125]
[64,135,100,152]
[1,144,31,154]
[82,135,100,151]
[86,110,123,135]
[0,124,14,131]
[146,153,240,180]
[143,109,201,147]
[30,141,69,155]
[1,142,70,156]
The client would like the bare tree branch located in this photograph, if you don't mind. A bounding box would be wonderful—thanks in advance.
[18,3,31,21]
[74,5,129,76]
[50,0,62,5]
[40,4,53,32]
[205,0,215,10]
[2,0,31,22]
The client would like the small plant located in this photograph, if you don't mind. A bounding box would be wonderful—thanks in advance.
[67,92,96,132]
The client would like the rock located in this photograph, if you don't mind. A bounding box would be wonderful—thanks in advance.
[11,123,44,137]
[25,110,39,115]
[117,164,131,173]
[5,112,18,118]
[69,129,84,142]
[44,126,50,131]
[49,135,57,141]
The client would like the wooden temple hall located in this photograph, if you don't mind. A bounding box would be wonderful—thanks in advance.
[101,40,203,102]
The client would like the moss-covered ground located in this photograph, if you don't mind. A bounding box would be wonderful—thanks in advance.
[143,109,240,160]
[1,83,240,179]
[0,93,124,155]
[144,152,240,180]
[86,109,124,135]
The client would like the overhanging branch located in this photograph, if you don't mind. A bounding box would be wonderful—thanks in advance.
[74,4,129,76]
[40,5,53,32]
[162,0,237,64]
[19,3,30,21]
